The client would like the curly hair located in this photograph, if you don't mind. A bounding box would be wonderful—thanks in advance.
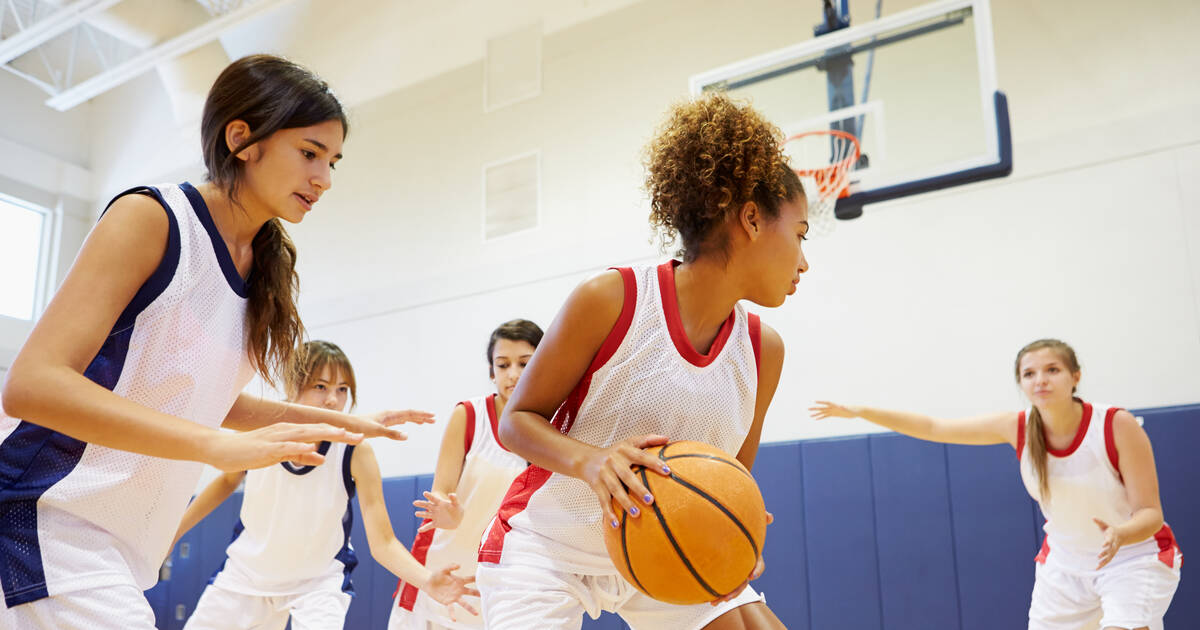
[644,91,804,262]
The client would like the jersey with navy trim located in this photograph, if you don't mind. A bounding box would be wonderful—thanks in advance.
[211,442,358,596]
[0,182,255,608]
[478,261,761,575]
[393,394,527,627]
[1018,400,1181,571]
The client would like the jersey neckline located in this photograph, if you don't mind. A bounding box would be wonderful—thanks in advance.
[181,182,250,298]
[1044,399,1093,458]
[657,260,736,368]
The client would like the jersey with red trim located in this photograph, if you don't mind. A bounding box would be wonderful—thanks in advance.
[1017,400,1181,571]
[392,394,527,627]
[478,261,762,575]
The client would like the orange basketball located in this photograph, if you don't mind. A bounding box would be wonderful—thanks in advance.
[602,440,767,605]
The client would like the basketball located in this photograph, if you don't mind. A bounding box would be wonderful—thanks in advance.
[602,440,768,605]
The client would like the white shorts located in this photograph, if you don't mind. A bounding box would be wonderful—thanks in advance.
[1029,550,1182,630]
[182,582,352,630]
[0,583,155,630]
[477,562,766,630]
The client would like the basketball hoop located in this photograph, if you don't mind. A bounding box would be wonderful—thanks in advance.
[782,129,860,237]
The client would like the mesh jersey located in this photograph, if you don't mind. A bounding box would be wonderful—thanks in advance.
[479,262,762,575]
[211,442,358,597]
[394,394,528,627]
[0,183,255,607]
[1017,400,1180,571]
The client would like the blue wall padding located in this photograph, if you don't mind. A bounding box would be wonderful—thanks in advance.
[150,404,1197,629]
[869,435,961,629]
[1138,405,1196,627]
[946,441,1038,629]
[802,436,884,629]
[749,440,809,627]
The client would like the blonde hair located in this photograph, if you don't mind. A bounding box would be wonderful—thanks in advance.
[1015,338,1080,502]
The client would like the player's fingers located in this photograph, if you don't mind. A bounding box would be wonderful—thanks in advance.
[591,484,620,529]
[276,443,323,466]
[751,555,767,580]
[388,410,436,425]
[272,422,363,445]
[458,600,479,615]
[417,521,434,533]
[601,466,642,517]
[632,434,669,449]
[373,426,407,441]
[613,463,653,510]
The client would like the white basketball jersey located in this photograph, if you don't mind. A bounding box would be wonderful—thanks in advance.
[211,442,358,596]
[394,394,528,627]
[0,183,255,608]
[1018,400,1180,571]
[478,262,762,575]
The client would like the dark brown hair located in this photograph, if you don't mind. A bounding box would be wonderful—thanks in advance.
[1015,338,1081,502]
[200,54,347,386]
[644,91,805,262]
[487,319,544,378]
[285,340,357,411]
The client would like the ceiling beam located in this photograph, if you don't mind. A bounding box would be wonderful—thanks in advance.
[45,0,298,111]
[0,0,124,65]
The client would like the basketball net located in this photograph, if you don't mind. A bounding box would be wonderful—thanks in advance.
[782,129,860,238]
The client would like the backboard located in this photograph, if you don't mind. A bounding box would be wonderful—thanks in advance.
[690,0,1011,219]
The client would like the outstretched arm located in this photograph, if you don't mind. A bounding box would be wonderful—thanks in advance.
[172,470,246,549]
[223,393,430,440]
[810,402,1018,447]
[0,194,358,471]
[350,442,479,618]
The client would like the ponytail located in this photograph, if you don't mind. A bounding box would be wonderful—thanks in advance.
[1014,338,1081,505]
[246,218,304,387]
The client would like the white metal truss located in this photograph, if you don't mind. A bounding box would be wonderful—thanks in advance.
[0,0,296,111]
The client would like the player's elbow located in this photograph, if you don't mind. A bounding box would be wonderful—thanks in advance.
[497,412,529,456]
[1,367,36,420]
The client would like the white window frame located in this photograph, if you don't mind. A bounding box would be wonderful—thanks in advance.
[0,190,61,321]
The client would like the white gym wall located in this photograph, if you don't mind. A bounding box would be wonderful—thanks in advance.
[1,0,1197,478]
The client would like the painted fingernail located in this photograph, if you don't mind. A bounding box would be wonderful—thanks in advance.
[629,506,639,516]
[643,494,654,504]
[661,466,671,474]
[611,519,620,528]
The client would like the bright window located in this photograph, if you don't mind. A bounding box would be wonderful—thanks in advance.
[0,196,46,320]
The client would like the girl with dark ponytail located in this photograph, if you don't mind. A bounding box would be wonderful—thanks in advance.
[0,55,429,629]
[811,339,1181,630]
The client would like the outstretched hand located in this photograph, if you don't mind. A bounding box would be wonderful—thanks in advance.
[579,434,671,530]
[205,423,362,471]
[338,409,436,441]
[425,563,480,621]
[1094,518,1123,569]
[415,491,464,532]
[809,401,858,420]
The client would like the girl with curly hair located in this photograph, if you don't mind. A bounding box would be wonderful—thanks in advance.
[475,92,805,630]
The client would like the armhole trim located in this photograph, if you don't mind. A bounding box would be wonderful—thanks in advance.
[1016,411,1026,460]
[461,401,476,454]
[1104,406,1123,481]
